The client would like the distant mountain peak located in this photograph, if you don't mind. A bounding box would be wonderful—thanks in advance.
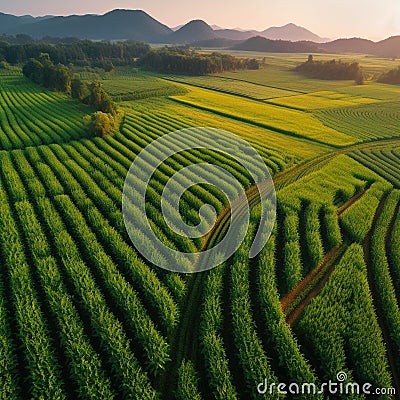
[3,8,172,41]
[104,9,144,15]
[0,8,397,55]
[182,19,213,28]
[169,19,217,43]
[261,23,328,43]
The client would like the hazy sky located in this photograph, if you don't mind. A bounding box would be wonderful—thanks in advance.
[0,0,399,40]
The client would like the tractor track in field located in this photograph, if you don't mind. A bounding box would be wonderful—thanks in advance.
[363,193,400,398]
[281,187,368,325]
[281,246,342,323]
[159,137,400,398]
[337,188,367,217]
[386,201,400,305]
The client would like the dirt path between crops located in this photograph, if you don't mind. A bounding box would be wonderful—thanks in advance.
[363,194,400,398]
[159,138,400,398]
[281,188,368,325]
[385,201,400,305]
[337,188,367,217]
[281,246,340,313]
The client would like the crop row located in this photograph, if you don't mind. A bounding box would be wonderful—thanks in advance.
[14,197,116,399]
[388,204,400,302]
[340,180,392,242]
[171,92,356,148]
[164,75,298,100]
[0,139,195,396]
[315,100,400,141]
[230,220,279,399]
[256,222,321,399]
[351,148,400,188]
[0,168,65,399]
[128,99,291,171]
[5,149,158,398]
[295,244,393,392]
[200,264,238,399]
[29,145,174,365]
[0,73,88,150]
[32,143,180,331]
[369,190,400,374]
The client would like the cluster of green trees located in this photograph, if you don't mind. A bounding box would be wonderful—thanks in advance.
[2,39,258,75]
[378,65,400,84]
[295,55,365,84]
[0,40,150,67]
[22,53,71,92]
[72,79,116,115]
[0,33,79,45]
[22,54,118,137]
[139,47,259,75]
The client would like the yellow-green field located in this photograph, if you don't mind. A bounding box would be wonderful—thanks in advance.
[266,91,378,110]
[170,83,358,146]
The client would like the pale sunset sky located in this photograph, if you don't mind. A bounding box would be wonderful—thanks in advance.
[0,0,399,40]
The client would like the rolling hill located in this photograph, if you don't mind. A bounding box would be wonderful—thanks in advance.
[0,9,327,43]
[261,23,328,42]
[232,36,323,53]
[5,9,172,42]
[0,8,399,56]
[168,20,217,43]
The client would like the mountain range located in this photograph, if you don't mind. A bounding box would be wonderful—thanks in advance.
[0,9,399,57]
[0,9,329,43]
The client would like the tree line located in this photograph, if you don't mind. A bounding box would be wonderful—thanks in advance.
[378,66,400,84]
[23,54,118,137]
[2,40,258,75]
[295,55,364,84]
[0,40,150,68]
[22,53,72,92]
[138,47,259,75]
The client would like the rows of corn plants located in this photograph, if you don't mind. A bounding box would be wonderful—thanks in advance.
[273,155,380,294]
[1,67,400,399]
[228,220,280,399]
[295,244,393,398]
[164,75,299,100]
[0,161,66,399]
[368,190,400,375]
[350,147,400,188]
[0,147,159,398]
[388,204,400,303]
[199,264,239,399]
[0,88,286,397]
[340,180,392,242]
[314,100,400,141]
[170,85,357,147]
[0,71,89,150]
[255,221,321,399]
